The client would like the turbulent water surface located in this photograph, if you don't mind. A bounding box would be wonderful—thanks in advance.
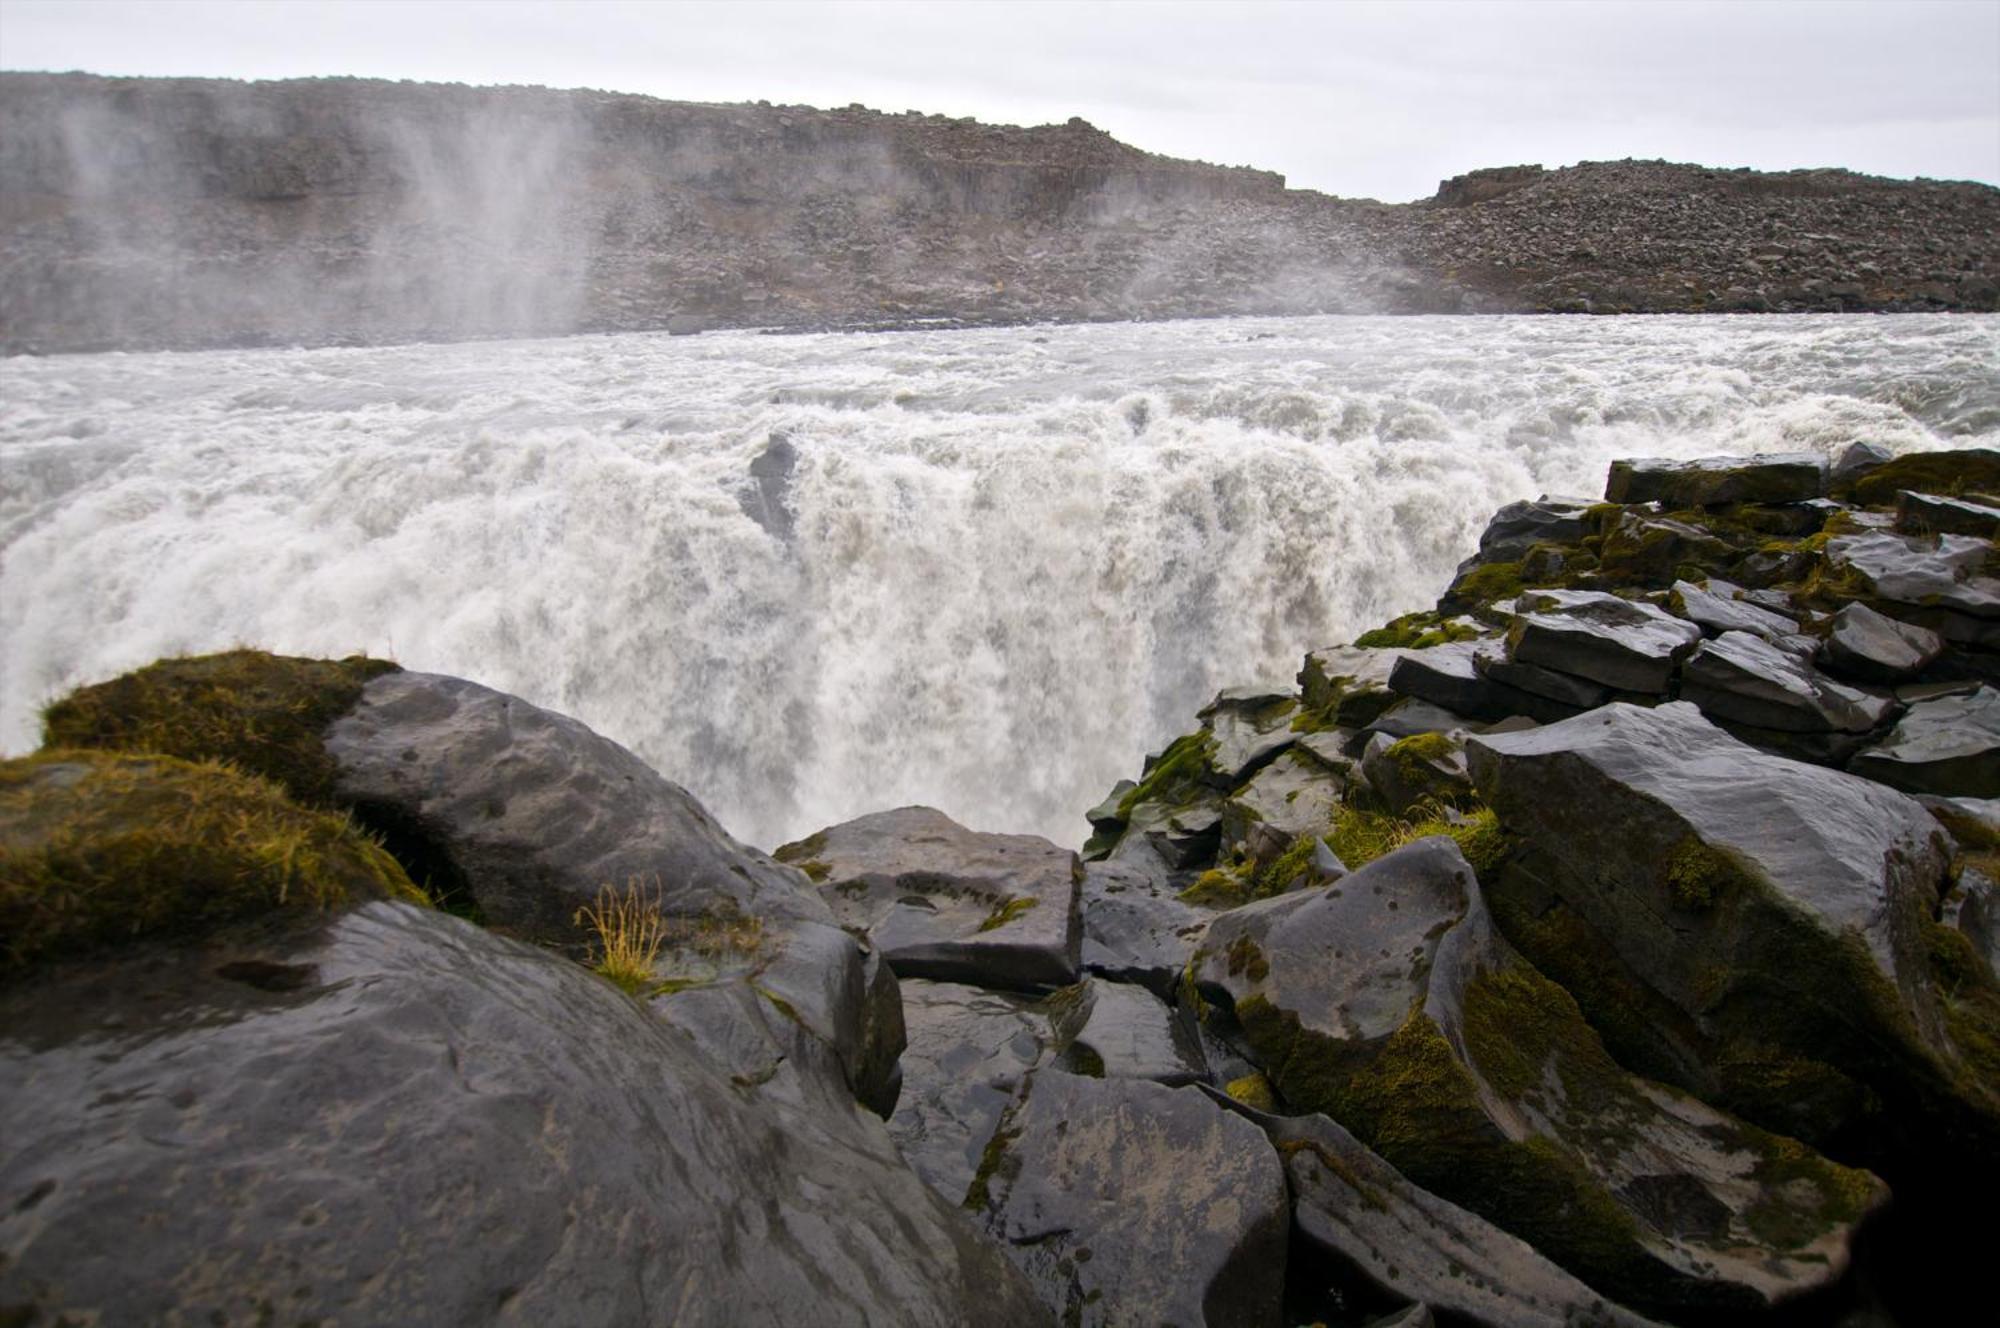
[4,313,1997,849]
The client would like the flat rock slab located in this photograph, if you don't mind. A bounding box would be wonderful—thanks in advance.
[1474,496,1595,563]
[1505,589,1703,694]
[1198,837,1882,1317]
[1300,645,1409,728]
[1049,977,1207,1085]
[1828,530,2000,623]
[1469,703,1965,1140]
[1222,747,1353,861]
[1200,690,1300,783]
[1840,446,2000,506]
[1898,489,2000,538]
[1850,686,2000,798]
[0,903,1047,1328]
[1681,630,1896,734]
[797,806,1082,990]
[1822,600,1945,683]
[1389,641,1572,723]
[1078,859,1208,998]
[889,979,1053,1204]
[1605,452,1826,506]
[1212,1096,1661,1328]
[1670,578,1799,641]
[973,1070,1288,1328]
[327,670,834,936]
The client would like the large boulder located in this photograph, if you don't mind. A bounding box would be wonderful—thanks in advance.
[1821,601,1945,683]
[969,1069,1288,1328]
[888,979,1054,1204]
[0,903,1047,1327]
[1047,977,1208,1085]
[789,806,1083,990]
[1822,530,2000,646]
[1467,703,1995,1154]
[1077,858,1209,997]
[1669,578,1799,641]
[326,669,829,932]
[1503,590,1703,694]
[1471,496,1595,563]
[1679,630,1897,734]
[1849,685,2000,798]
[1897,489,2000,539]
[1220,746,1354,865]
[1834,446,2000,507]
[1210,1095,1660,1328]
[1194,838,1880,1317]
[1605,452,1827,507]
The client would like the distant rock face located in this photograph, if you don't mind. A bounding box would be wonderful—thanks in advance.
[2,72,1994,354]
[0,903,1047,1328]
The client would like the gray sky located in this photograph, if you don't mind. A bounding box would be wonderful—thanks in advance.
[3,0,1996,202]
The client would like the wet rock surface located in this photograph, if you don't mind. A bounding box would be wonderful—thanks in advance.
[1850,685,2000,798]
[789,805,1083,990]
[970,1070,1289,1328]
[0,904,1046,1328]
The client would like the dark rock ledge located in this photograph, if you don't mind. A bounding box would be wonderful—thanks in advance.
[7,442,2000,1327]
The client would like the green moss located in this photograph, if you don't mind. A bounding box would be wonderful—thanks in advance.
[1662,837,1755,911]
[1224,932,1270,983]
[1355,612,1480,651]
[1226,1071,1276,1111]
[772,831,831,882]
[1445,560,1525,606]
[40,650,400,809]
[978,895,1039,932]
[1276,1137,1387,1210]
[751,984,803,1025]
[1179,866,1253,909]
[1,748,422,978]
[1330,801,1506,877]
[1842,450,2000,506]
[1735,1131,1885,1250]
[1116,731,1219,820]
[963,1118,1024,1213]
[1064,1044,1106,1078]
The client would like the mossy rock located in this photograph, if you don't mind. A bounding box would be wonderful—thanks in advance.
[1116,730,1221,820]
[0,748,422,977]
[1837,447,2000,507]
[1353,611,1480,651]
[42,650,399,808]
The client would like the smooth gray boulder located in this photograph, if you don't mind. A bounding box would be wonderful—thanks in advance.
[1049,977,1207,1085]
[1850,686,2000,798]
[792,806,1083,990]
[1680,630,1897,734]
[1897,489,2000,538]
[328,669,832,933]
[324,669,901,1109]
[1208,1095,1661,1328]
[1221,747,1354,865]
[1194,837,1881,1316]
[1605,452,1827,506]
[1472,495,1595,563]
[1825,531,2000,643]
[1078,858,1208,998]
[1468,703,1976,1145]
[1200,687,1300,782]
[1504,589,1703,693]
[0,903,1047,1328]
[1389,640,1572,723]
[1822,601,1946,683]
[1669,578,1799,641]
[888,979,1053,1204]
[971,1069,1288,1328]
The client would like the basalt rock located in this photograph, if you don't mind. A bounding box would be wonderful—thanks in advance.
[969,1069,1288,1328]
[0,903,1048,1328]
[1669,577,1799,641]
[1076,858,1209,997]
[1468,703,1999,1160]
[788,806,1083,991]
[1679,630,1897,734]
[1897,489,2000,538]
[1503,589,1703,694]
[1849,685,2000,798]
[1047,977,1207,1085]
[1605,452,1827,507]
[1193,837,1880,1317]
[1822,600,1946,683]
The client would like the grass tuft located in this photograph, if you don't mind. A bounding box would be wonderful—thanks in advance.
[573,877,669,995]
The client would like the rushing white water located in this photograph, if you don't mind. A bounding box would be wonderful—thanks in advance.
[3,313,1997,848]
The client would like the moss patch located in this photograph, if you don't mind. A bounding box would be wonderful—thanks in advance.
[1662,837,1755,911]
[41,650,400,809]
[978,895,1039,932]
[1355,612,1481,651]
[1841,449,2000,506]
[1,748,421,978]
[1330,801,1506,877]
[1116,730,1219,820]
[1226,1071,1276,1111]
[772,831,832,881]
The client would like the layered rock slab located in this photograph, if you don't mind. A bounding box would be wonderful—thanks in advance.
[970,1069,1288,1328]
[1849,685,2000,798]
[1209,1094,1662,1328]
[1468,703,1996,1153]
[1194,837,1880,1317]
[0,903,1047,1328]
[1605,452,1827,507]
[789,805,1083,990]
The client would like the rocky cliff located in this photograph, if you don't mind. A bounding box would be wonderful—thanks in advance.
[2,71,1997,353]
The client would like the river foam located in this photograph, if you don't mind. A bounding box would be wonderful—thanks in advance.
[4,313,1996,848]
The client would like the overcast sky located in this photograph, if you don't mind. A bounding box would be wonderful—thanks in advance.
[2,0,1995,202]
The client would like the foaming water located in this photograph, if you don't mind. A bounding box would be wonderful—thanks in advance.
[4,314,1996,848]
